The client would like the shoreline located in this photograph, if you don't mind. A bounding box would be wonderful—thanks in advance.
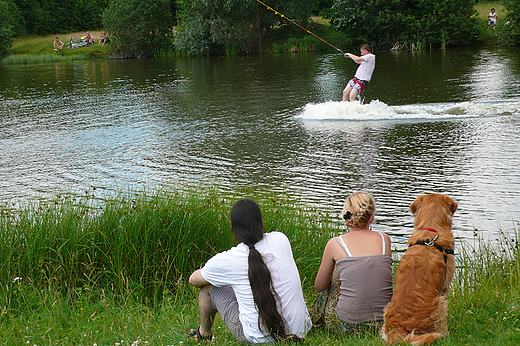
[1,187,519,344]
[2,3,506,65]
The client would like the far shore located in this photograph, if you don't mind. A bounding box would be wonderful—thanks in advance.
[2,3,507,65]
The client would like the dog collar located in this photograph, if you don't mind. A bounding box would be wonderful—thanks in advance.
[411,238,455,255]
[413,228,455,255]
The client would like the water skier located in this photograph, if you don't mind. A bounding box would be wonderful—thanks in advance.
[342,45,375,102]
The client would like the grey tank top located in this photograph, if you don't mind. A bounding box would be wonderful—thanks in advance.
[334,232,393,324]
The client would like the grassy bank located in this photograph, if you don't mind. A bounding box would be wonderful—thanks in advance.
[475,2,505,22]
[0,2,508,64]
[1,186,519,345]
[2,31,110,65]
[474,2,506,42]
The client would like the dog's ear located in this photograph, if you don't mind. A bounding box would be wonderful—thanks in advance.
[410,195,423,214]
[444,195,458,214]
[450,201,458,214]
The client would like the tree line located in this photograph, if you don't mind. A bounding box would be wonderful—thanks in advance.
[1,0,520,58]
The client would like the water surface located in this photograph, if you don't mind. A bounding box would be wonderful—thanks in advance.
[1,46,520,249]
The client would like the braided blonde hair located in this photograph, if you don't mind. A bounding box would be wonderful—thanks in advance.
[342,191,376,228]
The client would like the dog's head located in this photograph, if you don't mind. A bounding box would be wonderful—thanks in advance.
[410,193,457,231]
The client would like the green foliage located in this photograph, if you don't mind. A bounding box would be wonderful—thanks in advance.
[449,230,520,344]
[1,52,89,64]
[102,0,174,58]
[0,186,330,306]
[499,0,520,45]
[0,0,15,56]
[175,0,321,55]
[1,186,519,345]
[11,0,108,36]
[330,0,480,49]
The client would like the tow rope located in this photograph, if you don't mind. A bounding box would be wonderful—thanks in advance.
[254,0,345,55]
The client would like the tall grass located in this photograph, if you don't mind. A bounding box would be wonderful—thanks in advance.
[0,186,331,305]
[1,53,90,64]
[0,185,519,345]
[449,228,520,344]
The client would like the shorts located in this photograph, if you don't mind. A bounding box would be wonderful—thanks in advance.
[347,78,369,95]
[211,286,247,342]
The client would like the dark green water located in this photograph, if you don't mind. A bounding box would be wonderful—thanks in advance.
[1,46,520,248]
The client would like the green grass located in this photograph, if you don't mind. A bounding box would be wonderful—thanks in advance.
[2,31,110,65]
[473,1,507,42]
[474,2,506,22]
[1,185,519,345]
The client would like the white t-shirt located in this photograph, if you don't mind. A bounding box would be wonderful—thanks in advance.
[354,53,376,82]
[201,231,312,343]
[488,12,497,24]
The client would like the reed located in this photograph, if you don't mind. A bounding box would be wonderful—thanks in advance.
[449,228,520,344]
[0,186,330,304]
[1,53,90,64]
[0,185,518,345]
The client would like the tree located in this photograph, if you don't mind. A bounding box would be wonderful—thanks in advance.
[500,0,520,45]
[11,0,108,36]
[175,0,320,55]
[102,0,174,58]
[330,0,479,49]
[0,0,15,56]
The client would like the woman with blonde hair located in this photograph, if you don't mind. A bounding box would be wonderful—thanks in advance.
[311,191,393,333]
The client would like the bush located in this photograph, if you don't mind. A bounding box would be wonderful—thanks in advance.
[175,0,320,55]
[330,0,479,49]
[102,0,174,58]
[10,0,107,36]
[499,0,520,45]
[0,0,14,57]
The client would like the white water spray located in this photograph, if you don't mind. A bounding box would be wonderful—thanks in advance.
[296,100,520,121]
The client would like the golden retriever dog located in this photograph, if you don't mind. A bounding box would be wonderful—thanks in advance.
[381,193,457,345]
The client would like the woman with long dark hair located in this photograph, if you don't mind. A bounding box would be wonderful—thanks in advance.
[188,199,311,343]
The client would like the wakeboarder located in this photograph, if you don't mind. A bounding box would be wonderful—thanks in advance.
[342,45,375,102]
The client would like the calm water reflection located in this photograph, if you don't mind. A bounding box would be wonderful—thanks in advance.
[1,46,520,249]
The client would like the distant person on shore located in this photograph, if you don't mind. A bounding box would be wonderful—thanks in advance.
[84,31,94,43]
[99,31,109,45]
[488,8,498,30]
[188,199,312,343]
[342,45,375,102]
[53,37,64,51]
[310,191,393,334]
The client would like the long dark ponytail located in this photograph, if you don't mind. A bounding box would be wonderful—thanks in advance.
[231,199,290,341]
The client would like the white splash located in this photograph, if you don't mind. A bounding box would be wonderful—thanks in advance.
[296,100,520,121]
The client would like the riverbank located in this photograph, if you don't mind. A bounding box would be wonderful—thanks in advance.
[1,2,506,65]
[1,31,110,65]
[1,187,519,345]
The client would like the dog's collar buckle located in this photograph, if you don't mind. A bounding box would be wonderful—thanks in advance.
[410,235,455,257]
[424,234,439,247]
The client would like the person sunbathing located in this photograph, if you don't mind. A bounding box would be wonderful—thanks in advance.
[53,37,64,51]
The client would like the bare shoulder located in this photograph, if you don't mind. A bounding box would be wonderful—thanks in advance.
[324,236,339,251]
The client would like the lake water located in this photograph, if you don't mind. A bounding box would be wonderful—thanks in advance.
[1,46,520,250]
